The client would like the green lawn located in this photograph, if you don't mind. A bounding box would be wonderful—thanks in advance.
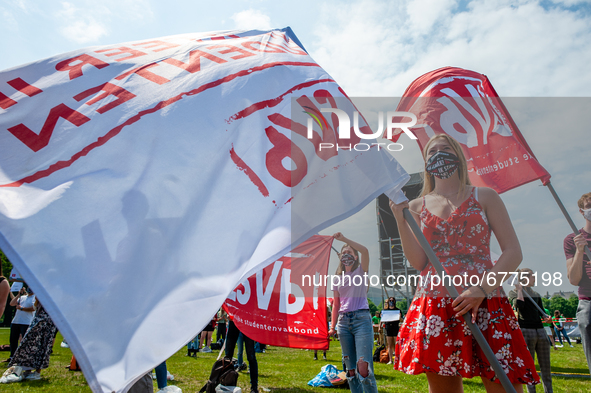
[0,328,588,392]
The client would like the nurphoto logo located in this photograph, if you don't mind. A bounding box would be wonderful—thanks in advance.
[303,108,418,152]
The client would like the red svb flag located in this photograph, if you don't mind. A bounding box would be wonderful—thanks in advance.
[392,67,550,193]
[224,235,333,350]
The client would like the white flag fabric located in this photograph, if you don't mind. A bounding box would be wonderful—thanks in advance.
[0,28,409,392]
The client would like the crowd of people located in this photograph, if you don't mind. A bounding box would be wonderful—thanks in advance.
[0,135,590,393]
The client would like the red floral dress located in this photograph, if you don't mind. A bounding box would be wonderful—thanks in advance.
[394,189,540,385]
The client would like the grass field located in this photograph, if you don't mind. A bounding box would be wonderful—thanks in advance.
[0,328,589,392]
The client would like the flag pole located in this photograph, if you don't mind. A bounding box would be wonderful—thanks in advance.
[522,290,555,347]
[545,181,591,260]
[402,208,517,393]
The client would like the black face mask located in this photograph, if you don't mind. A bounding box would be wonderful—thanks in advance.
[425,151,460,179]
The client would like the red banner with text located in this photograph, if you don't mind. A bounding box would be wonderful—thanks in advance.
[391,67,550,193]
[224,235,333,350]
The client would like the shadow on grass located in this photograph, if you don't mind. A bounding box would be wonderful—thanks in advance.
[549,366,590,374]
[21,379,52,387]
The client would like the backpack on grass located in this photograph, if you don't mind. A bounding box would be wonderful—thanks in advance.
[372,344,385,363]
[199,357,239,393]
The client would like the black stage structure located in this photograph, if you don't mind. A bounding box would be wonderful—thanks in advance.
[376,172,423,307]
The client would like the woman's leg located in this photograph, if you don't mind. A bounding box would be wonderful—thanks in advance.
[243,335,258,392]
[199,331,206,349]
[237,333,245,366]
[225,322,239,359]
[154,361,167,390]
[426,373,463,393]
[9,324,19,360]
[481,377,523,393]
[351,313,378,393]
[559,329,572,345]
[206,331,213,347]
[553,327,563,345]
[386,336,395,364]
[337,314,362,393]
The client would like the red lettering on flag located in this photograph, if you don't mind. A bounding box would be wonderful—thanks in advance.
[7,104,91,152]
[74,83,136,114]
[132,40,180,52]
[265,125,307,187]
[162,50,227,74]
[230,145,269,197]
[115,63,170,85]
[7,78,43,97]
[241,41,287,54]
[1,61,320,188]
[0,92,17,110]
[55,54,109,80]
[207,44,256,60]
[95,47,147,62]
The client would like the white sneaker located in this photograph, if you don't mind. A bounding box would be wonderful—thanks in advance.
[60,341,69,348]
[556,344,563,348]
[1,366,15,378]
[25,371,41,380]
[167,371,175,381]
[570,344,574,348]
[202,346,212,353]
[157,386,182,393]
[0,366,23,384]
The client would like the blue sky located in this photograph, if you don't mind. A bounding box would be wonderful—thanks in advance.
[1,0,590,295]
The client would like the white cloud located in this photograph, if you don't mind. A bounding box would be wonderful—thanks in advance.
[56,2,109,43]
[61,19,109,44]
[310,0,591,97]
[310,0,591,295]
[231,9,273,30]
[54,0,155,44]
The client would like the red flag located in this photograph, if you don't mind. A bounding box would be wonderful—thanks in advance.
[223,235,333,350]
[392,66,550,193]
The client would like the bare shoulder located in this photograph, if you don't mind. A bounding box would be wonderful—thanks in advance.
[409,197,422,212]
[477,187,502,206]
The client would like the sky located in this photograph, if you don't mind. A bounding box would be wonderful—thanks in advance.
[1,0,590,297]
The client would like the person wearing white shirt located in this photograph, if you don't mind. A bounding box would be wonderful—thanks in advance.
[8,287,36,362]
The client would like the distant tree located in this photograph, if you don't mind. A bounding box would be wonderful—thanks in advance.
[1,248,12,279]
[368,299,378,315]
[397,298,408,312]
[542,297,551,312]
[549,295,568,317]
[566,294,579,318]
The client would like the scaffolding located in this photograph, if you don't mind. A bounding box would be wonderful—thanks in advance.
[375,173,423,307]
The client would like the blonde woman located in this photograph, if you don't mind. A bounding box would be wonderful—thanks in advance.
[390,134,539,393]
[328,232,378,393]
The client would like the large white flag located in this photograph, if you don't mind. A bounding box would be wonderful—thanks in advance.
[0,28,409,392]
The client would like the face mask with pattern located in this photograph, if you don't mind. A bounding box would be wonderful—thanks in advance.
[425,151,460,180]
[583,207,591,221]
[340,253,356,266]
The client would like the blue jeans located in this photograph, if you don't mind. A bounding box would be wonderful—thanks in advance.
[154,361,167,390]
[577,299,591,373]
[553,326,572,345]
[237,332,244,366]
[336,309,378,393]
